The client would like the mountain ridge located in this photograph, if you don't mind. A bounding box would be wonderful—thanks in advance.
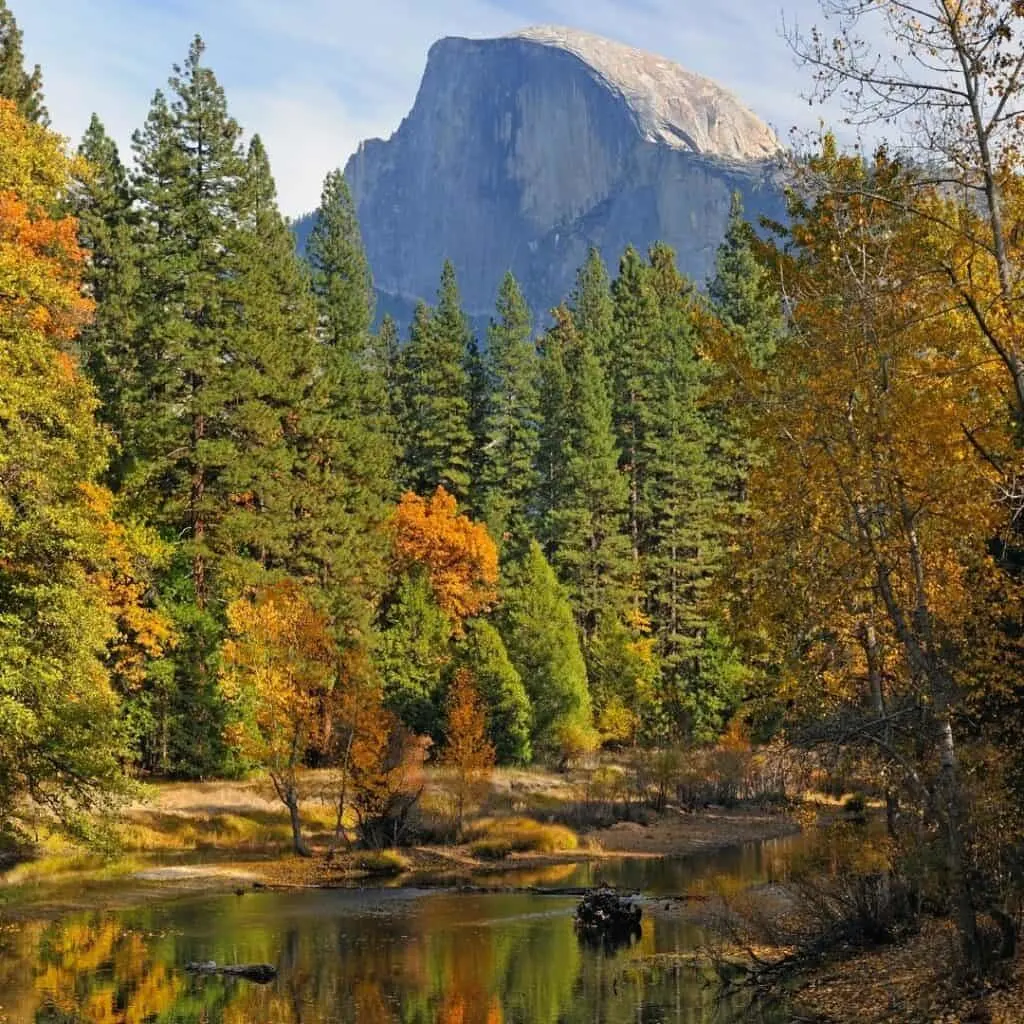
[299,25,785,328]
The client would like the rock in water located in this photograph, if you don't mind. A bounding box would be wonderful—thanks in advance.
[340,25,784,326]
[575,888,643,950]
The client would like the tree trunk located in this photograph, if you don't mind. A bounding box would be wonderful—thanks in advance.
[286,789,312,858]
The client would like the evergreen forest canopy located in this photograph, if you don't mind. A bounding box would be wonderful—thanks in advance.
[3,0,1024,973]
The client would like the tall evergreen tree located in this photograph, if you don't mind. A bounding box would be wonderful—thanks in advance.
[542,307,632,641]
[398,261,475,502]
[500,542,591,754]
[123,40,333,772]
[609,245,662,579]
[454,619,533,764]
[0,1,46,123]
[570,248,614,371]
[708,192,783,367]
[305,166,395,613]
[72,115,140,486]
[479,271,541,552]
[643,243,727,738]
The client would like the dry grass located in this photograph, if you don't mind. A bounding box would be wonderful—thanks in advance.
[466,816,579,860]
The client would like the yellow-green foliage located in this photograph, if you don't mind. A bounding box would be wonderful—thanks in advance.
[353,849,410,875]
[467,817,578,860]
[118,804,337,854]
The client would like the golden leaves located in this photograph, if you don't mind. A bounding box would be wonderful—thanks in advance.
[392,486,499,628]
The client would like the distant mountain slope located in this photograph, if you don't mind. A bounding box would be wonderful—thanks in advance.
[300,25,784,330]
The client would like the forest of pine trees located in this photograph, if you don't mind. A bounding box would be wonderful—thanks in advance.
[5,0,1024,970]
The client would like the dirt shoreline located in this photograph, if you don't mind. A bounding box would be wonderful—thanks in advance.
[240,805,799,890]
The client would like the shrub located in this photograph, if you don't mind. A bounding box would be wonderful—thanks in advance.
[467,816,578,860]
[353,849,410,876]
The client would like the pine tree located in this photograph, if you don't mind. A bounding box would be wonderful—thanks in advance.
[307,169,374,344]
[398,262,474,502]
[499,542,591,754]
[454,620,533,764]
[479,271,541,552]
[542,307,632,640]
[609,245,662,580]
[571,248,614,371]
[378,571,453,737]
[708,192,783,368]
[0,1,46,123]
[536,311,571,554]
[305,166,395,619]
[72,115,140,487]
[124,40,334,773]
[642,243,726,738]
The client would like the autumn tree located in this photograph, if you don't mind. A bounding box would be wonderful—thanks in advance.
[724,142,1008,969]
[793,2,1024,475]
[221,580,336,856]
[443,668,496,839]
[0,99,141,841]
[391,487,499,627]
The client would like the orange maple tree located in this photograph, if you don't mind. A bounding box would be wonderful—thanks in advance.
[391,486,498,628]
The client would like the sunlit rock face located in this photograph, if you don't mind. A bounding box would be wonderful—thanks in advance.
[343,25,784,324]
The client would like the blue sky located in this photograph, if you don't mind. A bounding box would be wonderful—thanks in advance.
[20,0,858,216]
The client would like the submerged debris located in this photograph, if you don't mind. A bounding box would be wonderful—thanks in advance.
[575,888,643,950]
[185,961,277,984]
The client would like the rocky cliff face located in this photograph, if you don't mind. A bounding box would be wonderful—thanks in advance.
[342,26,784,323]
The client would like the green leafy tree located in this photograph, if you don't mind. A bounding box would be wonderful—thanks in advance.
[0,100,131,841]
[479,272,541,552]
[454,619,533,764]
[500,541,592,754]
[0,0,45,123]
[377,572,453,738]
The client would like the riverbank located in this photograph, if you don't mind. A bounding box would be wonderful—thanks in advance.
[0,767,801,908]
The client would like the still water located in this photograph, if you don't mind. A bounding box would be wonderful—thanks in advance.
[0,839,800,1024]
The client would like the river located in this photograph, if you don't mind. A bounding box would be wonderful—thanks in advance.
[0,835,802,1023]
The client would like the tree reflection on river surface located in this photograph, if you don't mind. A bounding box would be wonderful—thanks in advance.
[0,840,802,1023]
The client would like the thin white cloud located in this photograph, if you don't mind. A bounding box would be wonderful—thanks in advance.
[19,0,885,214]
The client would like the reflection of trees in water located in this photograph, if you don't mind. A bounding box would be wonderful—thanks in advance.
[0,893,784,1024]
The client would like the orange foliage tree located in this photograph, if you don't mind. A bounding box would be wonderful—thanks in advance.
[0,98,165,840]
[718,142,1010,967]
[392,486,499,629]
[443,668,496,838]
[221,579,335,856]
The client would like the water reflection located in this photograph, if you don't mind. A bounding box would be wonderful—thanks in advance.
[0,846,801,1024]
